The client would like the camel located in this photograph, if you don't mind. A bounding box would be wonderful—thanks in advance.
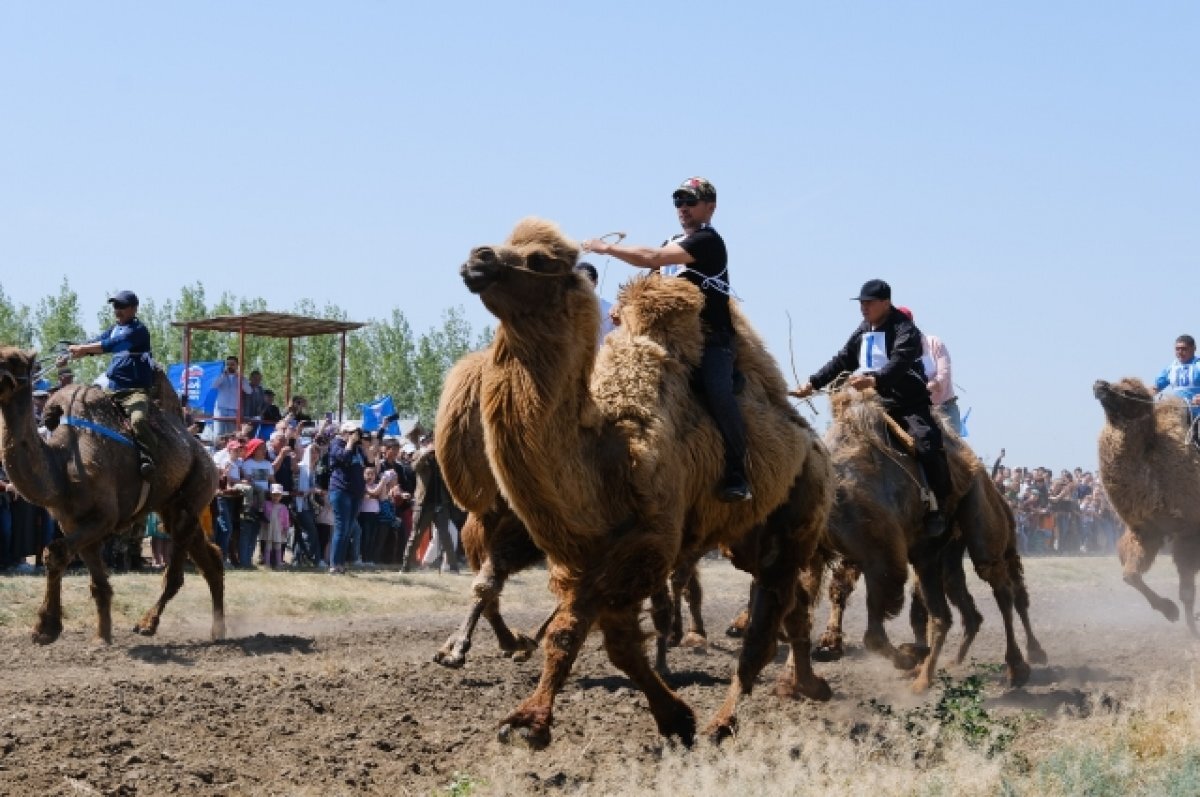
[1094,377,1200,634]
[808,466,1047,681]
[432,342,714,671]
[0,347,225,644]
[460,218,834,748]
[802,389,1040,689]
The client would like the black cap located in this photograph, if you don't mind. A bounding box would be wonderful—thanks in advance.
[851,279,891,301]
[108,290,139,307]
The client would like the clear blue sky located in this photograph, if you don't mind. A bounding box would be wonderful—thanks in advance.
[1,2,1196,470]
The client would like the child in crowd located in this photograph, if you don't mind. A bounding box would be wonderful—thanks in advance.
[261,483,291,569]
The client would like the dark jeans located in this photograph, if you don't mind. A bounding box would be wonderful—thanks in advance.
[329,490,361,567]
[892,404,951,510]
[215,497,237,560]
[292,507,322,564]
[0,500,11,568]
[358,512,378,563]
[699,339,747,479]
[238,516,260,568]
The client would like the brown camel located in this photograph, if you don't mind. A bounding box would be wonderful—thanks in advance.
[461,218,834,748]
[0,347,225,644]
[433,345,712,670]
[802,389,1039,689]
[809,466,1047,681]
[1094,377,1200,633]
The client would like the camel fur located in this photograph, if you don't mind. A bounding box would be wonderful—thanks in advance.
[0,347,225,644]
[1094,377,1200,633]
[805,388,1041,689]
[461,217,834,748]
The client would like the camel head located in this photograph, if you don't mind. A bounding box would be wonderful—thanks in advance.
[614,275,705,359]
[460,217,584,322]
[1093,378,1156,425]
[0,346,38,404]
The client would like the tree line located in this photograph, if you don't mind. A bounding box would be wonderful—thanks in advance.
[0,279,491,427]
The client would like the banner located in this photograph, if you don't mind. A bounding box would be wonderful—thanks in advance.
[166,360,225,415]
[358,395,401,436]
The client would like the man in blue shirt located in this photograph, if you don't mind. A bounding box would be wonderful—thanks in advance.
[1154,334,1200,416]
[67,290,158,476]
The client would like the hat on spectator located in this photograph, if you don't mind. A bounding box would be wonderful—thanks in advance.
[269,483,288,496]
[402,443,417,454]
[107,290,139,307]
[243,438,264,457]
[383,437,400,448]
[672,176,717,202]
[896,305,914,321]
[852,279,891,301]
[32,388,50,398]
[339,420,360,434]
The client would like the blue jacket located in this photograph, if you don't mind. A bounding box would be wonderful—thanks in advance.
[327,435,367,495]
[94,318,155,390]
[1155,356,1200,413]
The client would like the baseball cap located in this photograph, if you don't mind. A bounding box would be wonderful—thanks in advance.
[339,420,360,434]
[852,279,891,301]
[108,290,139,307]
[672,177,717,202]
[243,438,264,457]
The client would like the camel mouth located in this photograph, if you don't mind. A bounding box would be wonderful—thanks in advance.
[1092,380,1110,401]
[461,259,500,294]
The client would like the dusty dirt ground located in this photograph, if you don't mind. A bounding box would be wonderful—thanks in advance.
[0,553,1194,796]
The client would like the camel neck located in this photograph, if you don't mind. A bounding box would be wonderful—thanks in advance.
[0,389,63,508]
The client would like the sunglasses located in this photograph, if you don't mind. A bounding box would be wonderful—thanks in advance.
[111,303,131,310]
[673,196,700,208]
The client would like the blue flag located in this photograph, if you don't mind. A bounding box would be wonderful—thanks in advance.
[166,360,226,415]
[358,395,400,436]
[960,407,971,438]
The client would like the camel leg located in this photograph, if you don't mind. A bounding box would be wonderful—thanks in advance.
[78,543,114,644]
[943,542,984,666]
[899,582,932,665]
[859,563,916,670]
[599,608,696,745]
[668,565,688,646]
[725,605,750,638]
[183,524,227,641]
[435,557,502,668]
[909,549,952,693]
[1172,536,1200,638]
[483,597,540,662]
[33,524,109,645]
[683,565,707,646]
[1119,528,1177,622]
[1010,553,1047,665]
[775,565,833,702]
[814,559,859,661]
[975,559,1030,687]
[649,585,674,674]
[134,537,188,637]
[498,597,594,750]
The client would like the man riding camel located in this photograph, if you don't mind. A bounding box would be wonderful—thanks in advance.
[67,290,158,477]
[792,279,951,539]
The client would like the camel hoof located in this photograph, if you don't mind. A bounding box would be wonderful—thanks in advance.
[680,632,708,653]
[894,644,928,670]
[1026,645,1048,665]
[661,705,697,747]
[811,642,844,662]
[510,648,534,663]
[211,623,227,641]
[1008,661,1031,688]
[497,723,550,751]
[1158,600,1180,623]
[724,623,745,639]
[132,624,156,637]
[31,631,59,646]
[433,649,466,669]
[704,716,737,745]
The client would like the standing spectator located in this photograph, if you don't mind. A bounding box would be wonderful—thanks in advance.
[287,395,313,423]
[1154,334,1200,416]
[244,370,267,419]
[291,440,323,566]
[896,306,962,435]
[238,438,273,568]
[147,512,171,568]
[327,423,368,574]
[261,484,291,569]
[212,356,251,437]
[260,389,283,425]
[401,433,459,573]
[358,467,383,566]
[212,440,244,563]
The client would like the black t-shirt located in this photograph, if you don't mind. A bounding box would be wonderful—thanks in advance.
[676,225,733,340]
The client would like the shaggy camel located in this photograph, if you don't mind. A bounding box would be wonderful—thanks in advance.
[433,341,716,670]
[809,467,1047,681]
[461,218,834,748]
[1094,378,1200,634]
[0,347,225,644]
[803,389,1039,689]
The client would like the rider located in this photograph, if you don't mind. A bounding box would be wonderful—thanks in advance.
[791,279,951,539]
[1154,334,1200,416]
[67,290,158,477]
[581,176,751,503]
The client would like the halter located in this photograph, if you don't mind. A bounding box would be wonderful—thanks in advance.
[592,231,625,294]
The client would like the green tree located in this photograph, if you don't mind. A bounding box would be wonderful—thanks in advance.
[412,306,477,427]
[36,278,102,383]
[0,286,34,348]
